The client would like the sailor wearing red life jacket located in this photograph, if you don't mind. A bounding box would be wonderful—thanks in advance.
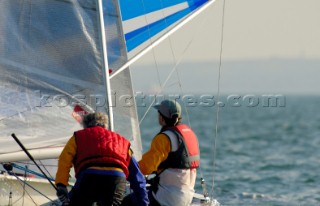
[55,112,149,206]
[139,100,200,206]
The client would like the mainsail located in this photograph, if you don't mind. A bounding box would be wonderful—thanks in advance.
[0,0,142,162]
[0,0,217,205]
[0,0,215,163]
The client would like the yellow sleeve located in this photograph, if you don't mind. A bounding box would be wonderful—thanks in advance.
[55,136,77,186]
[138,133,171,175]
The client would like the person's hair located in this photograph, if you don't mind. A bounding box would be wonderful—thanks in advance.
[82,112,108,129]
[159,111,181,126]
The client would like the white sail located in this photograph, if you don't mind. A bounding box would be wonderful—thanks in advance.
[0,0,142,161]
[0,0,106,162]
[0,0,216,163]
[0,0,219,205]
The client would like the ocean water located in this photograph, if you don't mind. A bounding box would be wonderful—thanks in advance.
[138,95,320,206]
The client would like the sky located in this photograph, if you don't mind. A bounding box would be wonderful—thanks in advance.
[130,0,320,95]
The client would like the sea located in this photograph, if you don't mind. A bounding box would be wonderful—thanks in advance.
[137,95,320,206]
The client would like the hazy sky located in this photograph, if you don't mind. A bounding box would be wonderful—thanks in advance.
[131,0,320,95]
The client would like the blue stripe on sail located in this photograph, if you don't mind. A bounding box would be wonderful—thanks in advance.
[124,0,208,52]
[120,0,187,21]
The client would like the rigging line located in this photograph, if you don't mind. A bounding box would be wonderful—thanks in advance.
[2,173,39,205]
[158,0,214,187]
[138,38,194,125]
[157,0,192,128]
[139,9,214,135]
[15,161,57,167]
[38,160,54,180]
[22,165,28,206]
[210,0,226,200]
[8,172,55,204]
[138,63,178,125]
[137,0,180,125]
[11,163,55,181]
[139,0,163,88]
[11,134,58,191]
[139,2,213,127]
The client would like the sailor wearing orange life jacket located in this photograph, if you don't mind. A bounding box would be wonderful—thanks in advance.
[139,99,200,206]
[55,112,149,206]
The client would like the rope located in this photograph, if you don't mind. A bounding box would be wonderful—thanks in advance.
[3,172,39,205]
[157,0,193,128]
[210,0,226,200]
[163,13,206,197]
[138,1,212,128]
[138,0,190,126]
[2,163,58,205]
[9,171,56,204]
[158,1,227,199]
[138,28,205,126]
[15,161,58,167]
[139,0,163,89]
[138,55,185,125]
[11,163,55,181]
[137,0,217,200]
[38,160,55,180]
[22,166,27,206]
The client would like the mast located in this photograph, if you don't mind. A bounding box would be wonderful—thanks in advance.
[97,0,114,131]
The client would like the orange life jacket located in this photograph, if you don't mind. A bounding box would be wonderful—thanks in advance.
[73,126,131,178]
[159,124,200,169]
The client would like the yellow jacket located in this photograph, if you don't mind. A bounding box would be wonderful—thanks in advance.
[138,133,171,175]
[55,135,124,186]
[138,131,197,206]
[55,136,77,186]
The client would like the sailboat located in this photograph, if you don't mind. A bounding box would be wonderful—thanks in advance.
[0,0,219,205]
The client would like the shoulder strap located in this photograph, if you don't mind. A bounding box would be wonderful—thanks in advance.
[162,130,179,152]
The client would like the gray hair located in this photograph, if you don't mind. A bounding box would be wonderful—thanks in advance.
[82,112,109,129]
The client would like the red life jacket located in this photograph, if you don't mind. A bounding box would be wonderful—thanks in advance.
[73,126,131,178]
[159,124,200,169]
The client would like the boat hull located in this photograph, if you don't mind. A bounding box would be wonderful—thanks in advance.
[0,173,59,205]
[0,173,220,206]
